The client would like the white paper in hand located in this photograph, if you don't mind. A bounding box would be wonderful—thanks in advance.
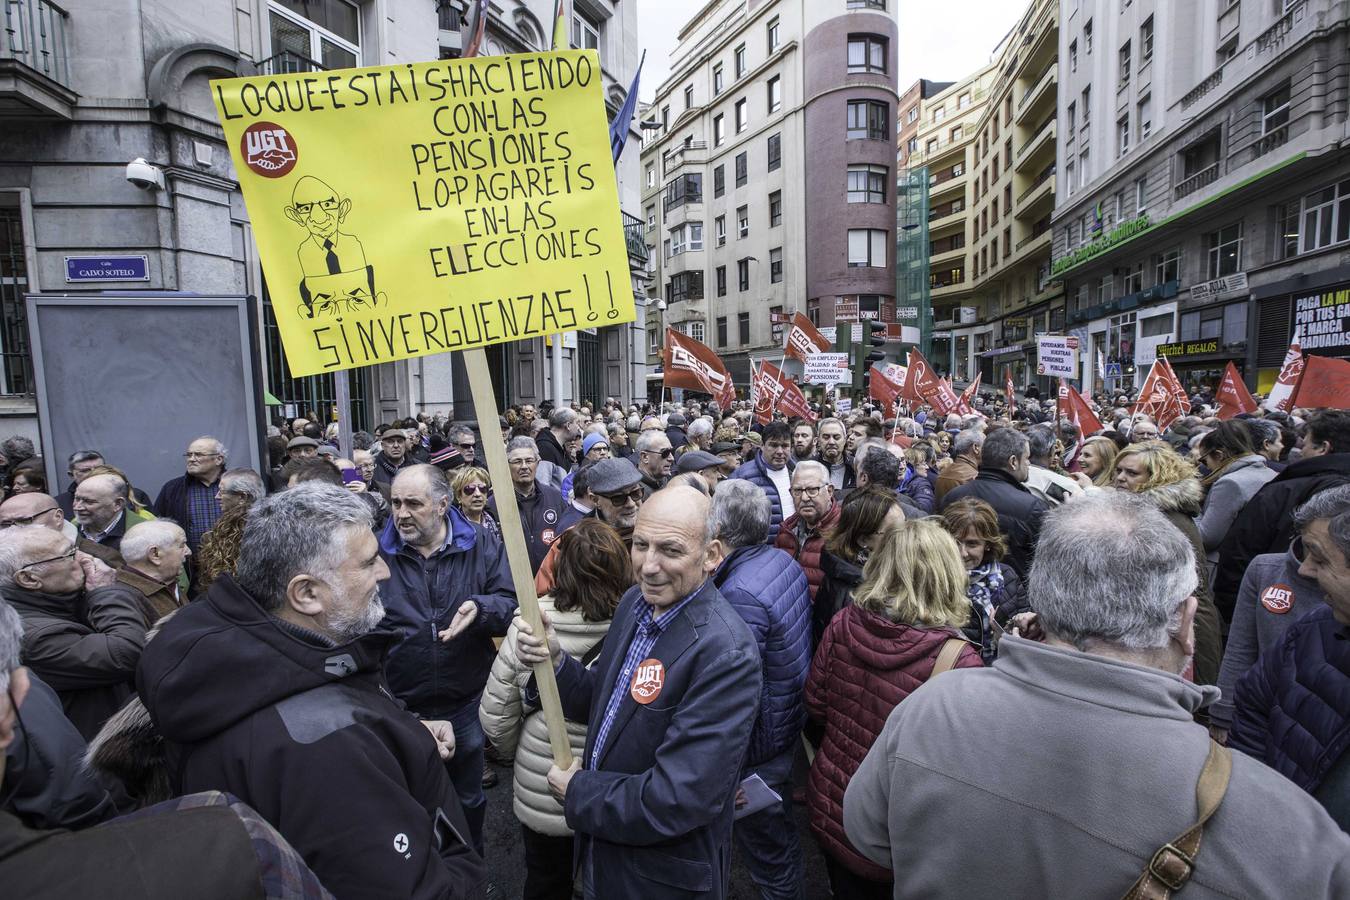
[734,773,783,820]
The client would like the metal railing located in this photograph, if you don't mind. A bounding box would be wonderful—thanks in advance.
[623,212,649,268]
[254,50,325,76]
[1017,63,1055,111]
[1174,162,1220,200]
[0,208,35,395]
[1,0,71,87]
[1015,115,1055,159]
[1181,70,1223,111]
[1016,163,1055,203]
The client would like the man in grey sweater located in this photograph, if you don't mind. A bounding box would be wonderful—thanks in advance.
[844,491,1350,899]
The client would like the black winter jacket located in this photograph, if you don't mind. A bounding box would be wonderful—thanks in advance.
[1215,453,1350,620]
[940,468,1048,577]
[535,429,571,470]
[137,576,486,899]
[488,483,565,575]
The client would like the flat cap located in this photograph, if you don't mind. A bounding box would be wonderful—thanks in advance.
[287,436,319,449]
[587,457,642,495]
[675,450,725,474]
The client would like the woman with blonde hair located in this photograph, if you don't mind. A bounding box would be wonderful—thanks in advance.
[449,465,499,536]
[1113,441,1223,685]
[1072,434,1120,488]
[805,519,982,898]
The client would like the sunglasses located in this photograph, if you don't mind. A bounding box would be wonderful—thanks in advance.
[644,448,674,459]
[0,507,59,528]
[599,487,644,505]
[461,484,488,496]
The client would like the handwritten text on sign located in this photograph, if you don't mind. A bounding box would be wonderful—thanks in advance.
[212,52,636,376]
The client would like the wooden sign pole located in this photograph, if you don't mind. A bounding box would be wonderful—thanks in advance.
[463,346,574,768]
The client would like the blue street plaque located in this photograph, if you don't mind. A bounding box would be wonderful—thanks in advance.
[1105,362,1123,376]
[65,255,150,282]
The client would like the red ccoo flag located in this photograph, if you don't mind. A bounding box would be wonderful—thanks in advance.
[1215,362,1258,419]
[958,372,982,414]
[1133,359,1186,431]
[663,327,736,409]
[869,364,902,411]
[1264,336,1304,412]
[1290,354,1350,410]
[752,359,816,424]
[783,312,831,363]
[905,349,963,416]
[1057,378,1104,435]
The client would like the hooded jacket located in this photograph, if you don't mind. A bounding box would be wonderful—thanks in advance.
[1211,546,1324,731]
[805,604,980,880]
[1196,455,1277,558]
[940,468,1047,577]
[1135,478,1222,686]
[136,575,485,899]
[775,501,842,601]
[377,507,517,718]
[1216,453,1350,620]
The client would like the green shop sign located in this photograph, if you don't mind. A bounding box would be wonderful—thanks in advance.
[1051,215,1151,275]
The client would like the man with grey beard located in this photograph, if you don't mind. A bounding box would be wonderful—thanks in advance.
[137,483,486,898]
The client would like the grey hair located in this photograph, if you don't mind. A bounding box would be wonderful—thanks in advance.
[221,467,266,501]
[709,479,771,549]
[445,423,474,444]
[1245,418,1280,446]
[817,417,845,434]
[635,430,669,453]
[234,483,373,613]
[607,421,626,437]
[1294,484,1350,559]
[1026,426,1057,463]
[119,520,186,566]
[792,460,829,484]
[192,435,228,458]
[951,429,985,456]
[0,525,64,592]
[982,428,1029,471]
[548,407,578,429]
[853,437,890,473]
[856,441,901,489]
[1031,492,1198,651]
[687,417,714,440]
[393,463,451,505]
[0,600,21,695]
[81,472,128,501]
[67,449,103,468]
[506,436,540,458]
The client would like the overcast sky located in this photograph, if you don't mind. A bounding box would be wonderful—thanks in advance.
[637,0,1027,102]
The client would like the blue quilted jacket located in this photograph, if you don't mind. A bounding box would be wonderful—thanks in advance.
[1230,604,1350,793]
[714,544,813,767]
[730,453,796,541]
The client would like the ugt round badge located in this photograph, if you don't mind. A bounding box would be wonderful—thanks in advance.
[1260,584,1294,614]
[630,658,665,705]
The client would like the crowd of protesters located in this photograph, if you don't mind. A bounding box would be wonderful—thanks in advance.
[1,382,1349,899]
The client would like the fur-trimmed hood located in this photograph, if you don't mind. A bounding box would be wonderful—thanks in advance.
[1137,477,1204,516]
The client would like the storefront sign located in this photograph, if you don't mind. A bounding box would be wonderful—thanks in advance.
[958,307,978,324]
[1050,214,1152,275]
[65,255,149,282]
[1293,284,1350,353]
[1036,334,1079,376]
[1157,339,1220,358]
[896,306,919,320]
[1190,272,1247,304]
[834,298,859,322]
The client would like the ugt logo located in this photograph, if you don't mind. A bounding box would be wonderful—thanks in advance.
[242,121,298,178]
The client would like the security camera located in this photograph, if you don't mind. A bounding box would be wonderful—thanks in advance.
[125,158,165,191]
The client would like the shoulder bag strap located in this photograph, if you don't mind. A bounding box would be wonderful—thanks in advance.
[1121,740,1233,900]
[929,638,966,679]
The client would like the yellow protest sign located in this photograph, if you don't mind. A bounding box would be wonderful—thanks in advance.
[211,51,635,377]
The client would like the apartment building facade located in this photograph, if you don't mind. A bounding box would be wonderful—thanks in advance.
[1052,0,1350,396]
[641,0,900,396]
[0,0,648,438]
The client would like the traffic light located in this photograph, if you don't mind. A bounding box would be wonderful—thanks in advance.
[854,321,887,394]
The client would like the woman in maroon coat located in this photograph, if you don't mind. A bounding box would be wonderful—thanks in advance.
[805,518,983,899]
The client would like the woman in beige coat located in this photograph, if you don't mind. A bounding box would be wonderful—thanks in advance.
[479,518,633,900]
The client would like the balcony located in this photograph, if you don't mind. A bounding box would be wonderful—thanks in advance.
[0,0,76,118]
[931,279,970,301]
[928,207,967,233]
[1173,0,1311,119]
[1015,163,1055,210]
[662,140,708,172]
[1247,123,1289,162]
[437,0,462,54]
[623,212,649,270]
[1015,222,1051,253]
[1174,162,1220,200]
[1014,63,1056,127]
[929,169,967,201]
[1014,115,1055,171]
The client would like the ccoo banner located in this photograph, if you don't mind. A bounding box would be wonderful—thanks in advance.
[212,50,635,376]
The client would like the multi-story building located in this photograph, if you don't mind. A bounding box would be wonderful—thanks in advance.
[641,0,899,397]
[1052,0,1350,397]
[964,0,1061,389]
[0,0,648,439]
[907,64,995,376]
[898,79,955,170]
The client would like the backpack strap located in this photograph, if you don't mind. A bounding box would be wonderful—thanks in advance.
[1121,740,1232,900]
[929,638,966,678]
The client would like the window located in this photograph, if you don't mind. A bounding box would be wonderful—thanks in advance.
[663,238,671,259]
[1065,161,1076,197]
[669,222,703,255]
[932,105,946,123]
[847,164,888,203]
[1079,148,1089,187]
[1082,85,1091,123]
[769,190,782,226]
[848,229,887,267]
[1140,313,1172,338]
[1140,16,1154,62]
[847,0,887,7]
[847,100,888,140]
[767,76,781,113]
[1119,40,1131,83]
[738,311,750,343]
[1118,114,1130,157]
[737,205,749,238]
[1180,304,1245,345]
[1122,262,1144,293]
[684,85,693,109]
[269,0,359,69]
[1137,95,1152,140]
[663,173,702,211]
[646,205,655,230]
[767,133,781,171]
[646,165,655,188]
[770,247,783,283]
[649,329,659,355]
[716,267,727,297]
[714,165,725,197]
[767,16,780,52]
[713,114,725,146]
[716,315,728,346]
[1067,101,1076,133]
[667,271,704,303]
[1084,18,1092,53]
[738,259,751,291]
[735,98,748,133]
[1278,201,1301,258]
[571,10,600,52]
[713,64,724,96]
[1154,247,1180,284]
[1294,178,1350,253]
[715,215,727,246]
[1206,223,1243,279]
[926,138,939,153]
[735,152,748,187]
[950,125,963,142]
[1217,35,1238,65]
[688,321,706,344]
[906,105,918,123]
[661,105,669,130]
[907,136,917,154]
[1136,175,1148,213]
[734,43,747,78]
[1263,82,1291,134]
[1069,39,1078,72]
[847,34,887,74]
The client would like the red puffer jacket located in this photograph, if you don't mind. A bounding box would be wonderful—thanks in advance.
[775,502,841,601]
[805,603,982,880]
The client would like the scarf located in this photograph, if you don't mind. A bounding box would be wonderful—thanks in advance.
[967,562,1005,664]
